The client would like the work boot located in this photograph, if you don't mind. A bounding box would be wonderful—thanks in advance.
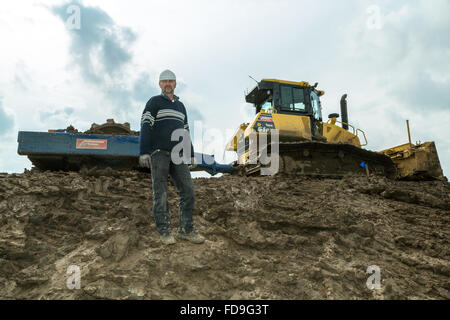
[160,233,176,245]
[177,232,205,244]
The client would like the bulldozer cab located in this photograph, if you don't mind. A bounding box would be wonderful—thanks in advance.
[246,79,324,125]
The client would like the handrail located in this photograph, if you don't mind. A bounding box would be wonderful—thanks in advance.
[356,128,368,146]
[326,119,368,146]
[326,119,356,135]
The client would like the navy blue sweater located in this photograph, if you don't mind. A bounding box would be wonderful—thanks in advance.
[139,93,194,157]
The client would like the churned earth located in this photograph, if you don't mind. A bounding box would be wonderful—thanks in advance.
[0,168,449,300]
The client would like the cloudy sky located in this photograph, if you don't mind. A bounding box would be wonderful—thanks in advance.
[0,0,449,177]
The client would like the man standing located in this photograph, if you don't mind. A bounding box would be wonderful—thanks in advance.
[139,69,205,245]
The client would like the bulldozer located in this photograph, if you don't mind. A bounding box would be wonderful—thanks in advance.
[225,78,444,180]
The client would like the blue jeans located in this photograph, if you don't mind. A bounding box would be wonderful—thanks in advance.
[150,149,195,235]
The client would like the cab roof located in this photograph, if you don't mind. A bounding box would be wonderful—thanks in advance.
[245,78,324,104]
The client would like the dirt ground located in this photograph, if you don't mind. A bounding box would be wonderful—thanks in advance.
[0,168,449,300]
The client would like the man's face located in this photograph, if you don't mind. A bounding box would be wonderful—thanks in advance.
[159,80,176,95]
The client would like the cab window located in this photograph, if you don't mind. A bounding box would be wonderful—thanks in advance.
[281,86,292,111]
[281,86,306,111]
[310,91,322,121]
[261,100,272,112]
[293,88,306,111]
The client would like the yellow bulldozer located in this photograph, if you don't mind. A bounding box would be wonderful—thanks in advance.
[226,78,445,180]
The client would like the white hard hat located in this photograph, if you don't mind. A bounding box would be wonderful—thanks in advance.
[159,69,176,81]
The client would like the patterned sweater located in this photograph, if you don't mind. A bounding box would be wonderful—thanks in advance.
[139,93,194,157]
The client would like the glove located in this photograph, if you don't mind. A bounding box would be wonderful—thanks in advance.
[139,154,151,168]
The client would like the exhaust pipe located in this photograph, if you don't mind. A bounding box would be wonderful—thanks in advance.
[340,94,348,130]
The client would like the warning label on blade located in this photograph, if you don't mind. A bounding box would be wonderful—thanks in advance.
[76,139,108,150]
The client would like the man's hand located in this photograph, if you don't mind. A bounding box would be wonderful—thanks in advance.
[139,154,151,168]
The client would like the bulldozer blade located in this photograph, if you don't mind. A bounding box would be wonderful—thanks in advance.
[380,141,445,181]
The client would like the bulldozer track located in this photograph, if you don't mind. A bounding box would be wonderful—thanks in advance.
[244,141,397,179]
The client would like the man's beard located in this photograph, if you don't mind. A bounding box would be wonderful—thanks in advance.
[164,87,174,94]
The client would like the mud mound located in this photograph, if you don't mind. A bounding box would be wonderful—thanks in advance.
[0,169,449,300]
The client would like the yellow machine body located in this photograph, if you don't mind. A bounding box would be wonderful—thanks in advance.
[226,111,312,165]
[323,121,363,147]
[226,110,366,166]
[380,141,445,180]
